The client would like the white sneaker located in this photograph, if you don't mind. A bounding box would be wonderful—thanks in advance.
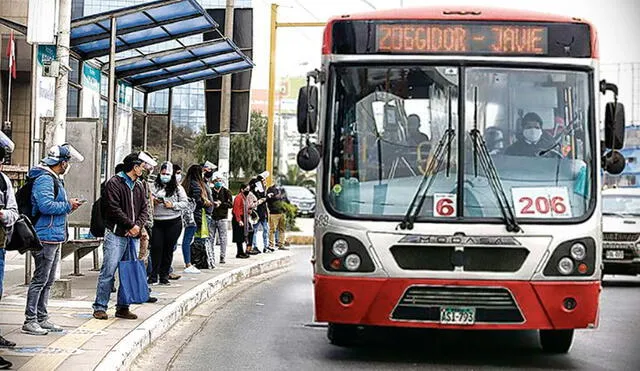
[183,266,201,274]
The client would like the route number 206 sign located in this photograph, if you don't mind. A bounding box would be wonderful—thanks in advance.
[511,187,572,218]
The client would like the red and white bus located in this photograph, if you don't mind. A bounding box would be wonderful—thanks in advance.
[295,7,627,353]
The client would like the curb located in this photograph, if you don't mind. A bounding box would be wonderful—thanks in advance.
[95,253,292,371]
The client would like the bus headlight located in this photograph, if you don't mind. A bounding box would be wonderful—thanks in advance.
[344,254,362,271]
[558,257,575,275]
[331,239,349,257]
[570,243,587,261]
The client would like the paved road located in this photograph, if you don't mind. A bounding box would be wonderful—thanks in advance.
[156,247,640,371]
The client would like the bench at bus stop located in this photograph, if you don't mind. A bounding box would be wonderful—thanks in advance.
[23,238,102,297]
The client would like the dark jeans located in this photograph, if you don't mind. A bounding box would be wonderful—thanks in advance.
[150,218,183,282]
[0,248,5,299]
[25,244,60,323]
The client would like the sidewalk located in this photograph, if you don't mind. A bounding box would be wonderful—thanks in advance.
[0,240,295,370]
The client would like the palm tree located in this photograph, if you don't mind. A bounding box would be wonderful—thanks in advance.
[279,165,315,189]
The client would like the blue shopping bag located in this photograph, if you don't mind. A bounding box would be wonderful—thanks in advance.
[118,238,150,305]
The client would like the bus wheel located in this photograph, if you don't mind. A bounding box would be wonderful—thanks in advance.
[328,323,358,346]
[539,329,574,354]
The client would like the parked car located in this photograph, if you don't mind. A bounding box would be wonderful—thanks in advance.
[602,188,640,276]
[282,185,316,217]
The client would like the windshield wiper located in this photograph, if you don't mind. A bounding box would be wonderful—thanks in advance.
[469,87,521,233]
[398,87,456,230]
[603,212,626,217]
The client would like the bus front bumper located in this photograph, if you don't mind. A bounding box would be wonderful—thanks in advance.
[314,275,600,330]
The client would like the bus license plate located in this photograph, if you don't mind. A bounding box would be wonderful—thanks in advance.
[605,250,624,259]
[440,307,475,325]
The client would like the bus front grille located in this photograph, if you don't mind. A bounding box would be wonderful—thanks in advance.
[390,245,528,272]
[391,286,524,323]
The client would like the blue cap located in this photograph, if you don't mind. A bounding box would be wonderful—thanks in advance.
[41,145,72,166]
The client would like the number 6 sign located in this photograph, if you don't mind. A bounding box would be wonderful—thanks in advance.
[511,187,572,218]
[433,194,457,217]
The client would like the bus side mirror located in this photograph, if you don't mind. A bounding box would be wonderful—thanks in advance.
[604,102,625,150]
[602,150,625,175]
[297,85,318,134]
[297,143,321,171]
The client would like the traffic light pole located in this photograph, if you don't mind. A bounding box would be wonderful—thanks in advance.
[218,0,234,182]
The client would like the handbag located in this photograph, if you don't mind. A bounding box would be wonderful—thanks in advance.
[182,198,196,227]
[117,238,150,305]
[5,215,43,254]
[194,209,210,238]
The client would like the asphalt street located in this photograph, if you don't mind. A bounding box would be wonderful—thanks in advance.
[157,247,640,371]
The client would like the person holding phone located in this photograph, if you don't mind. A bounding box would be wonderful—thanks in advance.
[149,162,188,285]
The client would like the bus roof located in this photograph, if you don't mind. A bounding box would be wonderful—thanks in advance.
[329,7,589,24]
[323,7,598,57]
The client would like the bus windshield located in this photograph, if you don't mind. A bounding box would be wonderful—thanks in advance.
[326,65,594,223]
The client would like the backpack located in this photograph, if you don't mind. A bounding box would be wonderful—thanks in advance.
[15,172,59,225]
[90,181,107,238]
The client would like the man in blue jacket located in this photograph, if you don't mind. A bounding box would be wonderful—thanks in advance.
[22,144,84,335]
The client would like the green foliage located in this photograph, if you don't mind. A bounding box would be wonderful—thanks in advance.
[194,111,267,180]
[279,164,316,189]
[275,200,300,231]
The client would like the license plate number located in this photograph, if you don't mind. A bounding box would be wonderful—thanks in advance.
[440,307,475,325]
[605,250,625,259]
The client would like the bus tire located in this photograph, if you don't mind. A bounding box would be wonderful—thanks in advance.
[328,323,358,346]
[539,329,574,353]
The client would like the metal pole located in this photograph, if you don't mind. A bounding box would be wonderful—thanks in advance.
[52,0,71,146]
[107,16,117,179]
[266,3,278,186]
[218,0,234,180]
[167,88,173,161]
[143,92,149,151]
[6,60,11,123]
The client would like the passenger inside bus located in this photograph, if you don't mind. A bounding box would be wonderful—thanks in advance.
[484,126,505,155]
[504,112,554,157]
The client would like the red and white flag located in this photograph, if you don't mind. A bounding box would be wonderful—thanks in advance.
[6,30,16,79]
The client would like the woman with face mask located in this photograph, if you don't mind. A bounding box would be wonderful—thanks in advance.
[149,162,189,285]
[232,184,256,259]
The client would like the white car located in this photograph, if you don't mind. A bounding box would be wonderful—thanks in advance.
[602,188,640,276]
[282,185,316,217]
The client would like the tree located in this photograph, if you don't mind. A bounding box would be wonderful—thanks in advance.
[194,111,267,180]
[280,164,315,189]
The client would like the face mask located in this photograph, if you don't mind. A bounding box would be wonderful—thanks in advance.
[215,181,223,188]
[523,128,542,143]
[204,171,213,179]
[160,174,171,184]
[62,162,72,175]
[243,190,250,196]
[175,174,182,183]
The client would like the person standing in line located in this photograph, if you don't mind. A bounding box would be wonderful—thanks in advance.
[149,162,188,285]
[181,165,212,273]
[266,182,289,251]
[250,172,271,253]
[0,134,19,368]
[232,184,255,259]
[209,172,232,264]
[23,144,84,335]
[92,152,153,320]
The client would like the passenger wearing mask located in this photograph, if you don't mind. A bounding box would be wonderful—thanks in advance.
[250,172,271,253]
[504,112,550,157]
[210,172,233,264]
[23,144,84,335]
[149,162,188,285]
[92,152,153,320]
[182,165,213,272]
[232,184,255,259]
[0,134,19,367]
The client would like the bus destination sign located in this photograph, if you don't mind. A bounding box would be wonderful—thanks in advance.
[376,23,548,55]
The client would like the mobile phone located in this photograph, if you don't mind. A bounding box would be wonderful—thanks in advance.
[78,199,88,203]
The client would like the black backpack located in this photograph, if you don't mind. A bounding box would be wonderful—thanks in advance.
[15,172,59,224]
[90,181,107,238]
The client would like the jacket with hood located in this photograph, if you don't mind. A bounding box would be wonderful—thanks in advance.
[29,166,72,244]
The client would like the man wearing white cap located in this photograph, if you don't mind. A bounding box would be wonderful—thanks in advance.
[22,144,85,335]
[249,171,272,253]
[209,172,232,263]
